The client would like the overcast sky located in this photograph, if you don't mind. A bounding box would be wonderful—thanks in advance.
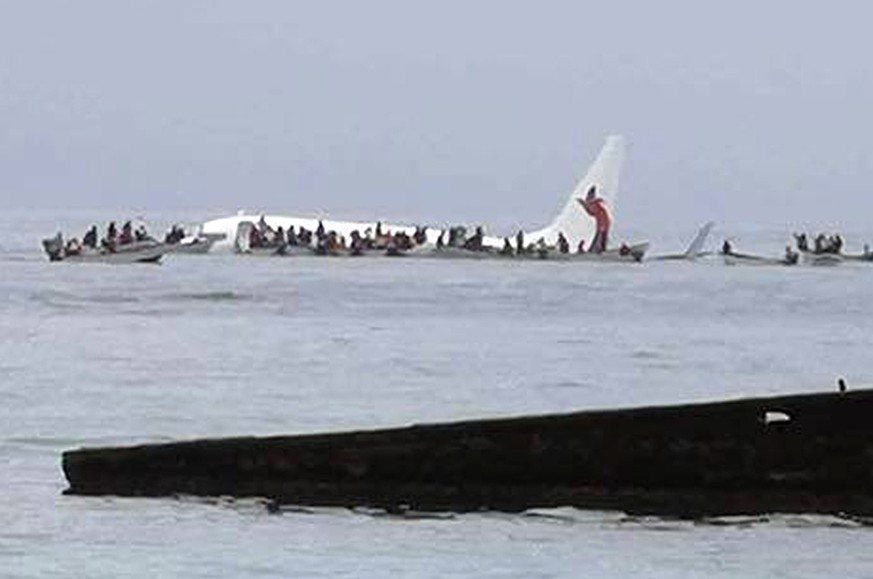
[1,1,872,235]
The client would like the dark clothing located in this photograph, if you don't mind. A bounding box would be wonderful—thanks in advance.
[83,227,98,249]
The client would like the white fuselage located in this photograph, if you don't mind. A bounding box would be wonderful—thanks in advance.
[200,136,626,254]
[201,214,514,253]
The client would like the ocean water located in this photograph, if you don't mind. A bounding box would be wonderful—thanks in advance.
[2,211,873,578]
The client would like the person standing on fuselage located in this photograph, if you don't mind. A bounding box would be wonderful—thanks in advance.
[577,185,611,253]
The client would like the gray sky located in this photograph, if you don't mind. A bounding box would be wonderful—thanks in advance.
[1,1,872,234]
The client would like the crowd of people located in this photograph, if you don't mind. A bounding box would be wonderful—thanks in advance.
[246,217,427,256]
[793,232,849,255]
[245,215,618,259]
[62,220,154,255]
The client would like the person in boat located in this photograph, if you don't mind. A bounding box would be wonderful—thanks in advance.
[83,225,98,249]
[286,225,298,246]
[814,233,826,254]
[275,226,287,249]
[515,230,525,255]
[101,222,117,252]
[447,226,458,248]
[349,230,364,256]
[463,226,484,251]
[721,239,732,255]
[473,225,484,249]
[413,226,428,246]
[315,220,326,240]
[314,232,327,255]
[134,224,149,242]
[298,227,313,247]
[557,232,569,254]
[326,231,341,254]
[784,245,799,265]
[385,233,403,256]
[500,237,513,255]
[257,215,270,233]
[249,225,265,249]
[793,232,809,252]
[619,243,630,256]
[833,234,843,254]
[577,185,610,253]
[119,221,134,245]
[436,230,446,249]
[374,223,393,250]
[577,239,586,254]
[363,227,374,249]
[164,225,183,244]
[65,237,82,256]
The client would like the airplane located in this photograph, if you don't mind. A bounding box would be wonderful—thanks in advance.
[199,135,639,258]
[648,221,715,261]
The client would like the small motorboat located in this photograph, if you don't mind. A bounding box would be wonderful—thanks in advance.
[165,232,224,255]
[723,251,797,266]
[42,233,165,264]
[549,242,649,263]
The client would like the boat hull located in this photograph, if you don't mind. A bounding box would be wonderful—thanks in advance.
[62,389,873,517]
[406,242,648,263]
[723,253,795,266]
[164,236,218,255]
[42,237,165,264]
[801,252,842,266]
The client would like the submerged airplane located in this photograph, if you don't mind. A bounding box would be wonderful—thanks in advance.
[200,135,630,256]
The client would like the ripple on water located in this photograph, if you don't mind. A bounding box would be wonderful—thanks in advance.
[160,291,251,303]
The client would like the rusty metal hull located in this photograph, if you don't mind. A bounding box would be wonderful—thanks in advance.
[62,390,873,517]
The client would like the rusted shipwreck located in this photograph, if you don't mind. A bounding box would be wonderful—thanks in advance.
[62,389,873,517]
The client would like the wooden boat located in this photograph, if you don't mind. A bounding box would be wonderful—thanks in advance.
[61,388,873,517]
[41,234,165,264]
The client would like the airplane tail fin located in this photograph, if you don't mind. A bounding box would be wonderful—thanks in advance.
[683,221,715,259]
[527,135,625,248]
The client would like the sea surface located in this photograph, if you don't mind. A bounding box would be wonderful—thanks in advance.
[2,211,873,578]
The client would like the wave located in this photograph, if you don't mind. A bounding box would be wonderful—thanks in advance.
[27,289,252,313]
[126,499,872,528]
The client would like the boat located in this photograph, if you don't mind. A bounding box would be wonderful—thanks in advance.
[62,388,873,517]
[41,233,165,264]
[164,232,224,255]
[372,241,648,262]
[800,251,843,266]
[555,241,649,263]
[842,251,873,263]
[201,136,643,258]
[723,251,797,267]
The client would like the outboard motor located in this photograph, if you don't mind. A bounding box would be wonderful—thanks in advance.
[42,233,64,261]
